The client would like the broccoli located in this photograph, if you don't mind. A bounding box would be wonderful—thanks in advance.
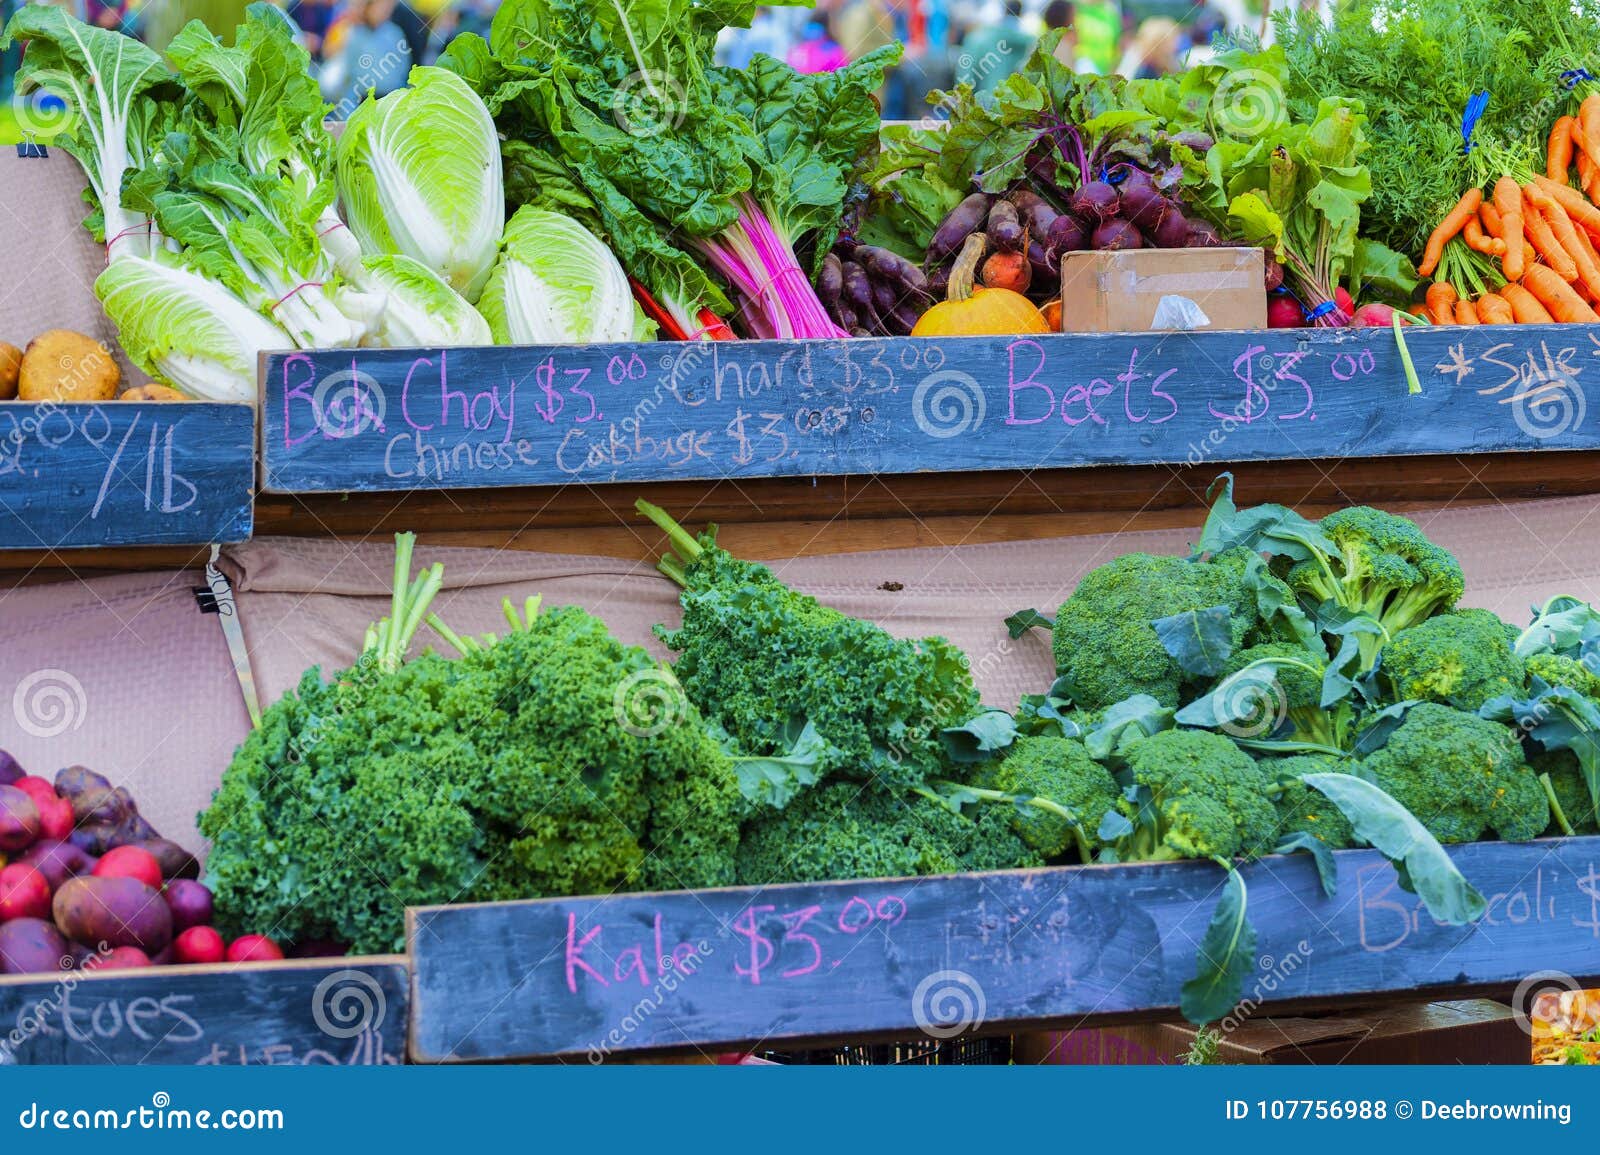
[985,735,1120,861]
[1529,748,1600,835]
[1526,652,1600,700]
[1285,507,1465,667]
[1114,730,1280,862]
[1380,609,1526,711]
[1050,552,1262,710]
[202,537,741,953]
[734,780,1040,885]
[638,501,978,797]
[1214,641,1353,750]
[1357,702,1549,843]
[1259,755,1357,848]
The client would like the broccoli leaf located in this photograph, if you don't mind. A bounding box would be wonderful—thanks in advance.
[1153,605,1235,678]
[1350,700,1418,757]
[1193,473,1335,563]
[1017,675,1082,738]
[1300,771,1487,923]
[1481,681,1600,816]
[1097,808,1136,841]
[939,709,1019,762]
[1515,596,1600,660]
[1006,608,1056,638]
[1180,864,1257,1025]
[1174,661,1292,731]
[729,719,831,808]
[1273,831,1338,897]
[1243,553,1317,648]
[1085,694,1174,764]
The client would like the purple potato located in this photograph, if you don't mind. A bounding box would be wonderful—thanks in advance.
[53,876,173,953]
[16,839,96,891]
[163,879,214,932]
[0,751,23,787]
[986,200,1024,252]
[0,918,69,976]
[53,766,112,803]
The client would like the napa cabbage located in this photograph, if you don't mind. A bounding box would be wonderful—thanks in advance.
[360,255,493,348]
[336,67,504,302]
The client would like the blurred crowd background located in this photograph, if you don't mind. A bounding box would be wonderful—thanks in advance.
[0,0,1284,130]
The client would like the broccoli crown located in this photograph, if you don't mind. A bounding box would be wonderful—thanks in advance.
[1119,729,1279,860]
[992,735,1120,858]
[1357,702,1548,843]
[734,781,1040,886]
[1052,552,1259,710]
[1526,652,1600,700]
[1218,642,1325,710]
[1381,608,1526,711]
[1288,507,1464,638]
[202,606,740,953]
[1529,748,1600,834]
[661,542,978,792]
[1259,754,1356,849]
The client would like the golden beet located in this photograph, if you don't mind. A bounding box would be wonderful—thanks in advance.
[18,330,120,402]
[0,342,20,400]
[120,384,186,401]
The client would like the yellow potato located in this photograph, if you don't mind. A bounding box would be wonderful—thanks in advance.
[120,384,187,401]
[18,330,120,402]
[0,343,20,400]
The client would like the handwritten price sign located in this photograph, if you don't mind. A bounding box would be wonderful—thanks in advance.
[263,326,1600,496]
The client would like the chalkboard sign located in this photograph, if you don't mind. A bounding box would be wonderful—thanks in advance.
[0,402,255,548]
[407,837,1600,1062]
[262,325,1600,494]
[0,958,406,1065]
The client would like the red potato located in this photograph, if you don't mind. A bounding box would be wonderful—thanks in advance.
[15,840,96,892]
[173,926,226,965]
[0,785,40,853]
[163,879,213,931]
[0,864,52,921]
[92,946,152,970]
[11,776,57,810]
[93,846,164,890]
[0,917,69,975]
[52,876,172,954]
[226,935,284,963]
[34,794,74,842]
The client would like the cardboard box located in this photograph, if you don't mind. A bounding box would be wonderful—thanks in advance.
[1015,1000,1526,1065]
[1059,246,1267,332]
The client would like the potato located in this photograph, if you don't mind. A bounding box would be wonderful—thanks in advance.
[0,918,69,975]
[130,838,200,881]
[163,879,213,930]
[0,784,40,852]
[18,330,120,402]
[16,838,96,891]
[0,749,24,787]
[54,765,112,801]
[0,342,19,401]
[52,876,172,954]
[120,384,185,401]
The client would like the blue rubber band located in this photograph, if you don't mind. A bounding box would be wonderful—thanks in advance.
[1562,68,1595,89]
[1460,91,1490,153]
[1305,300,1338,321]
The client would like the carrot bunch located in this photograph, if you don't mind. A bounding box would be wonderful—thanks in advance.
[1413,94,1600,325]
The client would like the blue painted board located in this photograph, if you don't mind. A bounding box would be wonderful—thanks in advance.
[0,402,255,549]
[0,958,407,1065]
[262,325,1600,494]
[407,836,1600,1062]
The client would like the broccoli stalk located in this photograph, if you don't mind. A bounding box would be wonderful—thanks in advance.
[1541,772,1577,837]
[922,784,1099,864]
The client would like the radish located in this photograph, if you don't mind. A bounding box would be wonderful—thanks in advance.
[1267,296,1305,328]
[1350,303,1409,327]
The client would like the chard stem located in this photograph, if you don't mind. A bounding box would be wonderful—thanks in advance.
[635,499,704,572]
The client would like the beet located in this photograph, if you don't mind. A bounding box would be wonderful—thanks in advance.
[1172,131,1215,153]
[1264,258,1285,292]
[1008,189,1058,238]
[1151,210,1190,249]
[929,193,991,262]
[987,200,1024,252]
[1027,239,1057,285]
[1092,219,1144,251]
[1185,220,1225,248]
[1070,180,1120,222]
[1128,194,1177,234]
[1267,295,1306,328]
[982,249,1032,294]
[1046,213,1089,254]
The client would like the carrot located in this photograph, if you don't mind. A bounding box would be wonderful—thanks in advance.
[1529,186,1600,299]
[1476,292,1515,323]
[1550,116,1577,180]
[1480,202,1503,237]
[1570,222,1600,298]
[1425,281,1458,325]
[1418,188,1483,276]
[1533,175,1600,237]
[1501,282,1555,323]
[1496,177,1527,280]
[1454,299,1480,325]
[1462,216,1505,255]
[1521,189,1579,280]
[1523,263,1599,322]
[1581,95,1600,170]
